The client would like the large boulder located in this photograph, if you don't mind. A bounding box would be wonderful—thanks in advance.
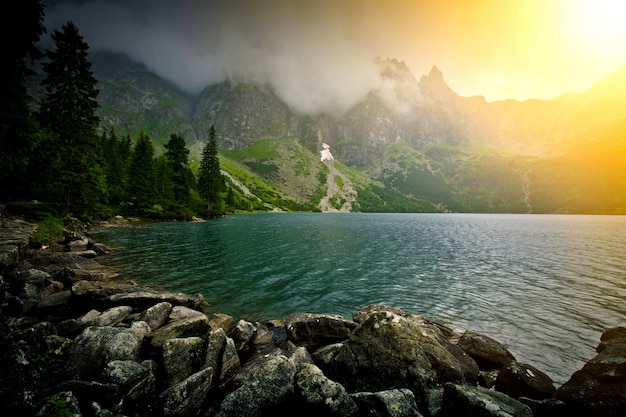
[457,330,516,370]
[159,367,214,416]
[555,326,626,416]
[286,312,357,350]
[351,388,423,417]
[102,359,157,406]
[162,337,205,386]
[65,325,145,380]
[216,347,313,417]
[327,311,464,413]
[439,383,532,417]
[495,360,555,400]
[294,362,359,417]
[204,328,241,388]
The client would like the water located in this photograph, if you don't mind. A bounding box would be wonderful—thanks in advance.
[93,213,626,385]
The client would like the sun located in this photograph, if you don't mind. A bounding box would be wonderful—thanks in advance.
[563,0,626,56]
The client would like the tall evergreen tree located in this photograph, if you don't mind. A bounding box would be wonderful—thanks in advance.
[0,0,46,200]
[127,131,155,208]
[198,125,223,213]
[36,21,105,214]
[164,133,191,204]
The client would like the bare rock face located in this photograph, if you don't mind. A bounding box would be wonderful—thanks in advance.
[327,311,464,413]
[555,326,626,416]
[457,330,517,370]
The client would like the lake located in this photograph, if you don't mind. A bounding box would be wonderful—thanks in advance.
[93,212,626,385]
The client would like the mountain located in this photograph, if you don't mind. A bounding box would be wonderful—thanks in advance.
[90,51,626,214]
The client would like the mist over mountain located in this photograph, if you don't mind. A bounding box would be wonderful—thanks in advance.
[91,50,626,214]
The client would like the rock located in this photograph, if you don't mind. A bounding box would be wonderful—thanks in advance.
[149,315,210,348]
[102,359,157,404]
[351,388,424,417]
[439,383,532,417]
[495,360,555,400]
[352,304,413,323]
[91,242,111,255]
[160,367,214,416]
[209,312,233,330]
[71,249,99,258]
[311,342,344,367]
[294,362,359,416]
[285,312,357,350]
[228,319,257,354]
[169,305,207,321]
[109,289,206,310]
[444,340,480,383]
[91,306,132,327]
[65,326,145,380]
[136,301,172,331]
[555,326,626,416]
[518,397,569,417]
[203,328,241,387]
[162,337,205,386]
[328,311,464,414]
[217,348,313,417]
[457,330,516,370]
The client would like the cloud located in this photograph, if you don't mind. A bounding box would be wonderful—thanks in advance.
[43,0,394,115]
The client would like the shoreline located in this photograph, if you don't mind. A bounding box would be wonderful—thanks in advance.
[1,214,624,416]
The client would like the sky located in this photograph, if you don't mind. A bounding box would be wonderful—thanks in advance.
[42,0,626,114]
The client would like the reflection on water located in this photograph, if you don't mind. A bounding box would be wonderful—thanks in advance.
[94,213,626,385]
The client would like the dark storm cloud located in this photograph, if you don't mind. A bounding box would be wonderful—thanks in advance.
[43,0,400,114]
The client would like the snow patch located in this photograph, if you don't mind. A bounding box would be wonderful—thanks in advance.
[320,143,334,162]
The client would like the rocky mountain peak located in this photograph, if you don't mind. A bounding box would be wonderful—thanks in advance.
[418,65,457,104]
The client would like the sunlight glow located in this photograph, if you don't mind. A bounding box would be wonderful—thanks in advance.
[564,0,626,55]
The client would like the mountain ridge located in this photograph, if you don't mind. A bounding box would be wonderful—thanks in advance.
[90,51,626,214]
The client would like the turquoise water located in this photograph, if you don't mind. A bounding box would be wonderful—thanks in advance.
[94,213,626,384]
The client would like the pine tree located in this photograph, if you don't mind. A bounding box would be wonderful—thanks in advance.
[127,132,156,209]
[0,0,46,200]
[198,125,223,213]
[164,133,191,204]
[36,21,105,215]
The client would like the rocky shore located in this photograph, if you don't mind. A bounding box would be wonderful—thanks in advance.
[0,214,625,417]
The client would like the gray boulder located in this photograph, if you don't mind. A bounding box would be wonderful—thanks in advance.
[328,311,464,413]
[149,315,210,348]
[65,326,145,380]
[136,301,172,331]
[160,367,214,416]
[495,360,555,399]
[294,362,359,417]
[286,312,357,350]
[457,330,516,370]
[216,347,313,417]
[439,383,532,417]
[102,359,157,404]
[351,389,424,417]
[204,328,241,388]
[91,306,132,327]
[555,326,626,416]
[162,336,205,386]
[228,319,257,354]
